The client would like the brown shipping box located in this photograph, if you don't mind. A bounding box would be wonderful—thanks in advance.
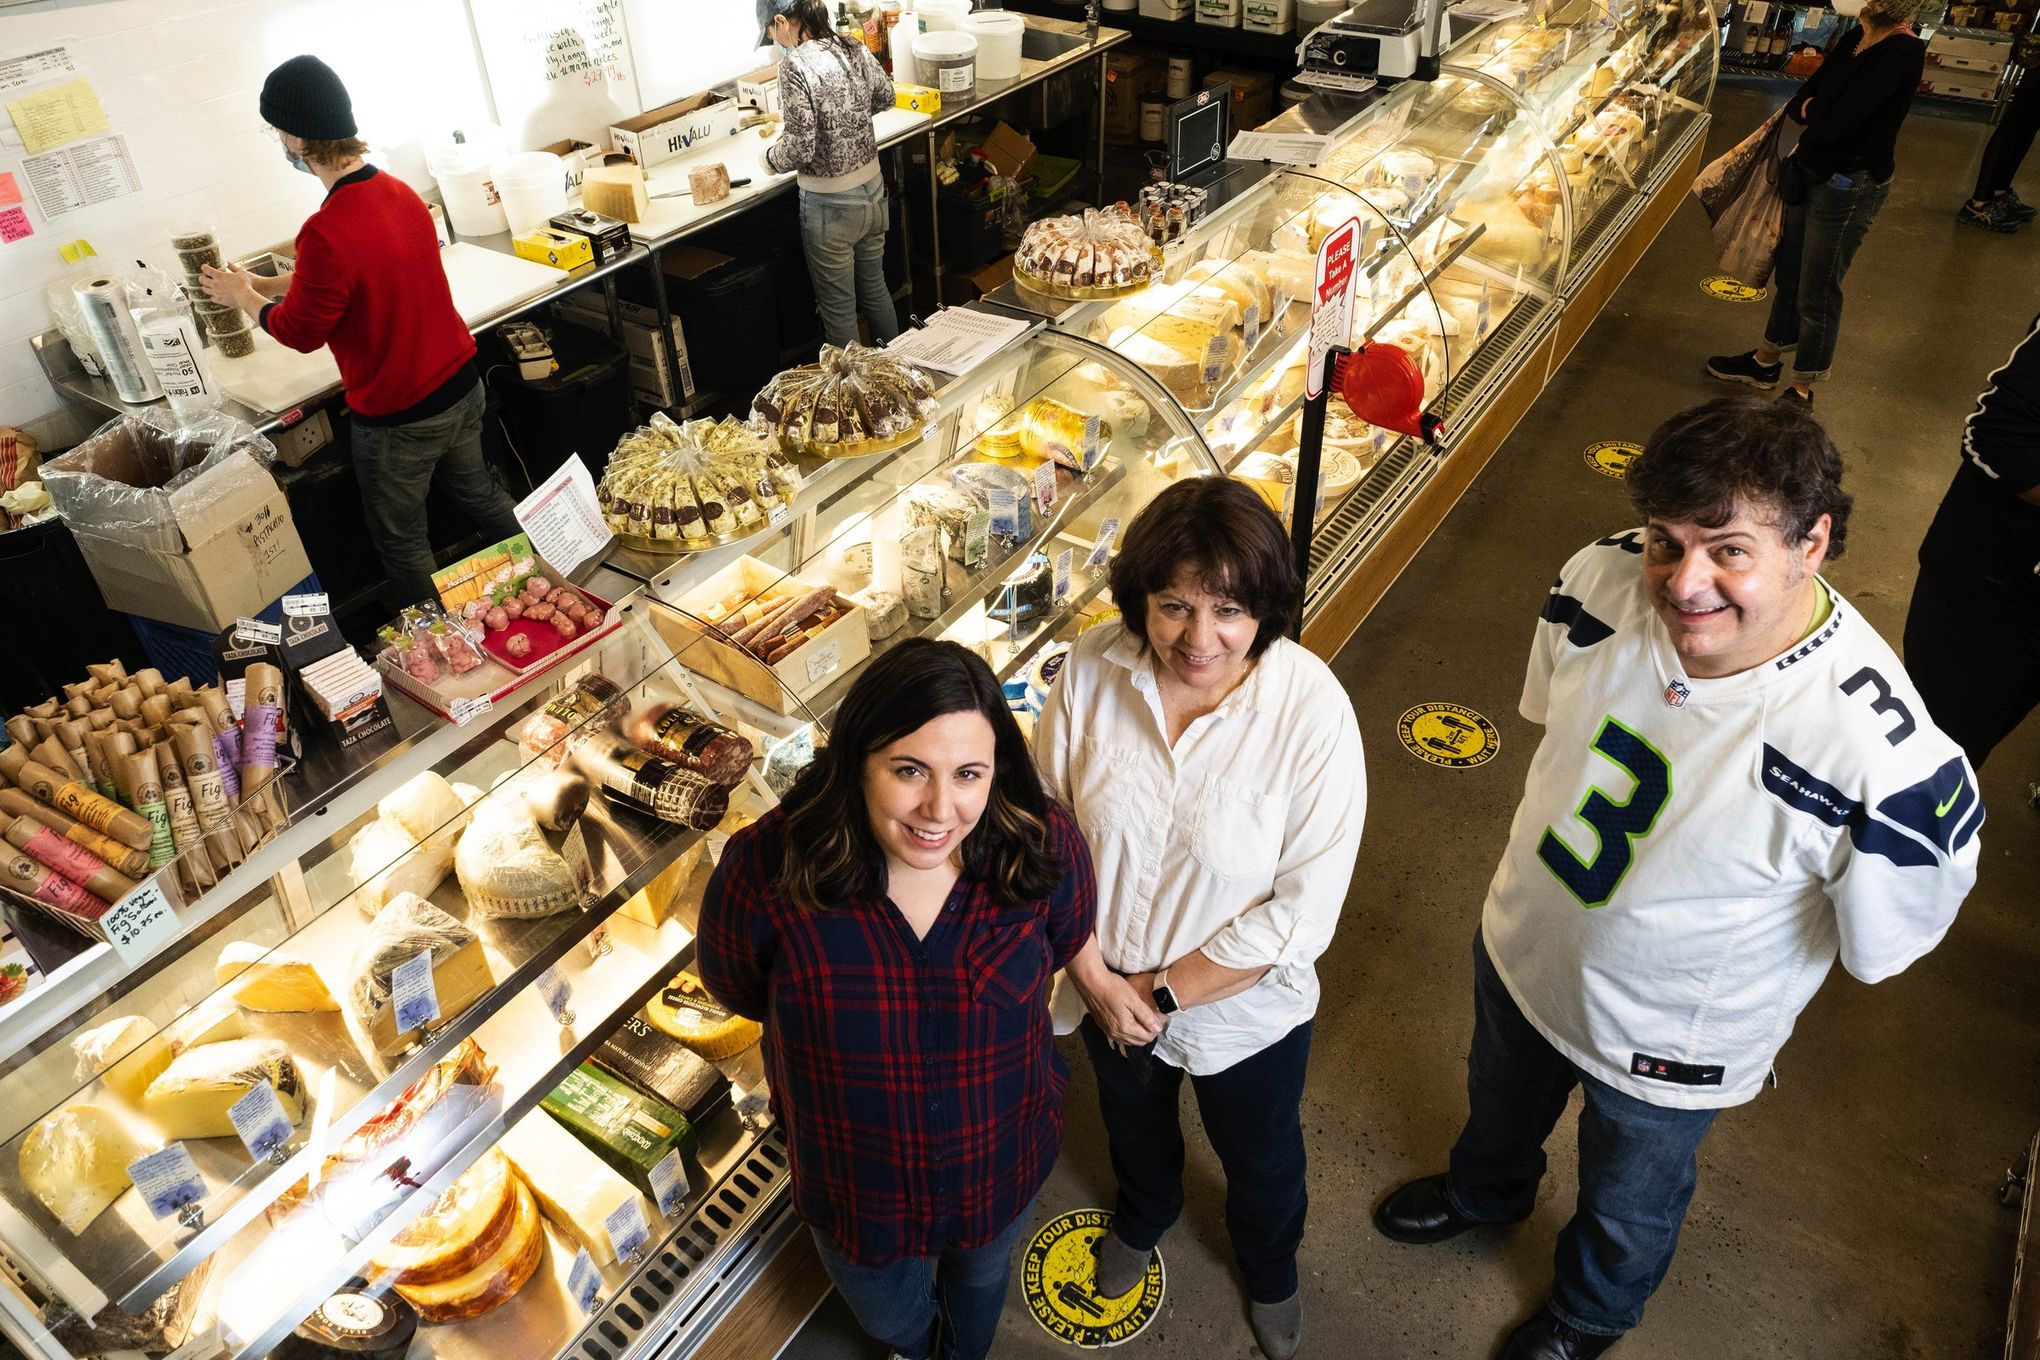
[45,432,312,632]
[1105,50,1165,142]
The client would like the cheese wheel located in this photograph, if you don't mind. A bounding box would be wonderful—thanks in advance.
[392,1178,544,1323]
[371,1149,519,1287]
[644,971,761,1061]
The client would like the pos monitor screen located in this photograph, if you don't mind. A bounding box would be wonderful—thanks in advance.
[1167,84,1231,181]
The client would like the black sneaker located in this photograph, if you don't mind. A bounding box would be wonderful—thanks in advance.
[1778,386,1814,410]
[1958,198,2019,232]
[2002,189,2038,223]
[1706,350,1782,390]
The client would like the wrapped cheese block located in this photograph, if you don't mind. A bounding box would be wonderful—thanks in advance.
[347,894,494,1057]
[348,817,454,915]
[499,1108,648,1267]
[20,1104,142,1235]
[370,1148,518,1286]
[71,1014,171,1104]
[850,588,907,640]
[45,1260,213,1357]
[455,794,579,918]
[391,1178,543,1323]
[688,161,732,205]
[595,1014,724,1119]
[144,1036,307,1140]
[378,771,472,852]
[541,1063,697,1199]
[216,940,341,1012]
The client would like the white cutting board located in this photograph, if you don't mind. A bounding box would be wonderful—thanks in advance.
[211,242,568,415]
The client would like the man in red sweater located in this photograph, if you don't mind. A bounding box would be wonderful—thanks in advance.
[202,55,522,608]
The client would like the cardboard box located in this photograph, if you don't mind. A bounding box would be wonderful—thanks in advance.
[44,433,313,633]
[737,64,782,116]
[1927,45,2007,71]
[537,137,600,189]
[896,83,943,115]
[1930,31,2013,61]
[513,227,594,270]
[1105,50,1165,141]
[549,208,632,264]
[548,295,698,405]
[611,92,742,169]
[979,121,1037,179]
[660,558,872,712]
[1923,71,2001,98]
[1205,68,1276,129]
[943,253,1016,305]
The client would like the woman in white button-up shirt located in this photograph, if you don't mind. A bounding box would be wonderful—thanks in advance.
[1035,477,1366,1360]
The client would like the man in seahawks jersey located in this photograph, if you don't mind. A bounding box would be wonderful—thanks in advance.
[1372,398,1980,1359]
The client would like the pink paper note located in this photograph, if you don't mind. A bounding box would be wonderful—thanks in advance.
[0,207,33,243]
[0,173,19,207]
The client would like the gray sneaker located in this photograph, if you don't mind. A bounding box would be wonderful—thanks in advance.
[1092,1231,1152,1299]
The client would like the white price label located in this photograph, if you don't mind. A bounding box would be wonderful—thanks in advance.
[1087,519,1120,569]
[1202,335,1228,385]
[1803,6,1824,20]
[448,695,494,726]
[537,965,573,1023]
[228,1081,294,1160]
[129,1144,205,1220]
[804,637,844,685]
[282,593,330,618]
[234,617,282,646]
[1033,462,1058,512]
[1746,1,1770,20]
[1082,416,1102,470]
[392,949,440,1036]
[568,1247,602,1314]
[649,1148,691,1217]
[1477,280,1494,340]
[604,1196,651,1261]
[988,488,1022,536]
[1243,302,1263,349]
[103,880,179,965]
[1054,549,1073,605]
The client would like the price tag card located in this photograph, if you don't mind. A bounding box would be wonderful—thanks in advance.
[104,880,180,966]
[448,694,493,726]
[649,1148,691,1218]
[1054,549,1073,605]
[130,1144,205,1221]
[1803,6,1824,20]
[1477,280,1494,341]
[228,1081,294,1160]
[805,637,844,686]
[560,822,595,899]
[1081,416,1102,471]
[1243,302,1262,350]
[604,1196,651,1261]
[234,617,282,646]
[768,503,791,530]
[1202,336,1229,386]
[537,965,573,1024]
[568,1247,602,1315]
[392,949,441,1036]
[988,488,1022,537]
[1746,1,1770,19]
[514,455,612,580]
[282,592,330,618]
[964,508,991,566]
[1033,462,1058,512]
[1087,519,1120,569]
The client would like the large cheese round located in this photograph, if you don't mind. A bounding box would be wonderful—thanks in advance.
[392,1177,543,1323]
[645,971,761,1061]
[371,1149,519,1287]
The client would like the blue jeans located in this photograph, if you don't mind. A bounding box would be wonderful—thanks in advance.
[1763,171,1892,385]
[350,382,523,609]
[799,175,900,348]
[1446,931,1720,1338]
[811,1206,1032,1360]
[1080,1016,1313,1304]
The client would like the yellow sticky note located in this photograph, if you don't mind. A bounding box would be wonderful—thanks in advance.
[6,78,110,156]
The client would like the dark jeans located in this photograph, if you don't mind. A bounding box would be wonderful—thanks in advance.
[1976,70,2040,201]
[810,1205,1032,1360]
[1079,1016,1312,1304]
[1446,932,1720,1338]
[1903,559,2040,768]
[350,381,523,609]
[1763,171,1892,385]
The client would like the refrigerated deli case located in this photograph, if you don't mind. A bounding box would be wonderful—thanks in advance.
[995,0,1719,657]
[0,609,830,1360]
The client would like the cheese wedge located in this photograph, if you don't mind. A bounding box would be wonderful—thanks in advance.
[499,1110,646,1267]
[371,1149,519,1286]
[347,893,494,1057]
[216,941,340,1012]
[169,1000,247,1053]
[21,1105,143,1235]
[349,817,454,916]
[71,1016,171,1104]
[144,1037,306,1140]
[645,970,761,1061]
[392,1178,543,1323]
[617,840,705,928]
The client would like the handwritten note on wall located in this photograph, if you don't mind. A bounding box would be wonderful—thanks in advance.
[472,0,641,151]
[6,76,109,155]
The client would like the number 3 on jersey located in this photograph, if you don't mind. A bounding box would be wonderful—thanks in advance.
[1538,717,1673,907]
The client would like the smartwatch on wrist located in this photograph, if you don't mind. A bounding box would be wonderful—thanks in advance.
[1151,968,1180,1015]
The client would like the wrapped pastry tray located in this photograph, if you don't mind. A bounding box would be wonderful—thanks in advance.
[1011,263,1159,302]
[784,421,927,461]
[614,510,788,558]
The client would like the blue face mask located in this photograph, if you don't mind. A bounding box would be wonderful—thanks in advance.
[284,144,311,174]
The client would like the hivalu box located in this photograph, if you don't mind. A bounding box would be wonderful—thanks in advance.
[42,416,313,633]
[611,92,742,168]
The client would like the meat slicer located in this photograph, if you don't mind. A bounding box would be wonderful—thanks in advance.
[1295,0,1449,92]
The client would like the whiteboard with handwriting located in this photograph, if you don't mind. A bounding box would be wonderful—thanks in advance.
[471,0,643,151]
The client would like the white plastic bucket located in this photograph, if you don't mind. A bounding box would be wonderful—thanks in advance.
[427,140,507,238]
[918,0,971,30]
[493,152,567,237]
[1297,0,1346,29]
[962,12,1023,78]
[913,31,978,96]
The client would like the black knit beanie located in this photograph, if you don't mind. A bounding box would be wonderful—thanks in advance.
[260,56,356,140]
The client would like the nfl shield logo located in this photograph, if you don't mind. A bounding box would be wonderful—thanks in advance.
[1664,680,1691,708]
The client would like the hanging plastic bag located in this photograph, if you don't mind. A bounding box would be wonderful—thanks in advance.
[1690,105,1789,287]
[131,264,223,417]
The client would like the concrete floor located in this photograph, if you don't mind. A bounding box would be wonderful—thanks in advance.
[786,82,2040,1359]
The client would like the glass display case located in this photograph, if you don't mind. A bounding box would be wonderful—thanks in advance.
[626,326,1226,723]
[0,606,818,1360]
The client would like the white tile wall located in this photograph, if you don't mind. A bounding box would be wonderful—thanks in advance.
[0,0,501,447]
